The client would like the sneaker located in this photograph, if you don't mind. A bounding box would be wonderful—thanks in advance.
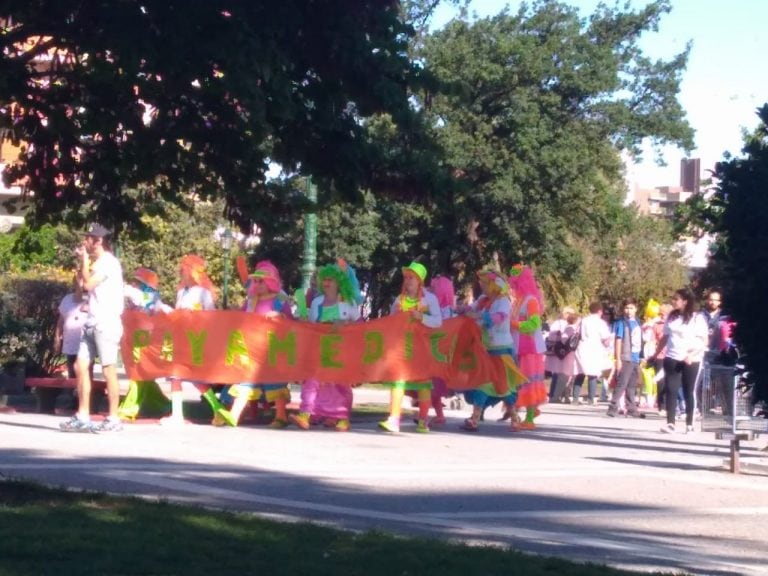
[290,412,311,430]
[214,408,237,427]
[378,418,400,433]
[268,418,288,429]
[211,413,228,427]
[415,419,429,433]
[606,409,616,418]
[576,398,584,405]
[460,418,479,432]
[59,416,92,432]
[91,417,123,433]
[591,398,599,405]
[335,419,350,432]
[686,425,695,433]
[660,423,675,434]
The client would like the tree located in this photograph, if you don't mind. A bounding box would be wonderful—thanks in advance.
[702,105,768,403]
[413,0,693,300]
[0,1,420,233]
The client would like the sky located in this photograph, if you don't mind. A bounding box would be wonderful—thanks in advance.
[430,0,768,189]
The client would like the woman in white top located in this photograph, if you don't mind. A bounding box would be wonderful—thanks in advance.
[649,288,708,433]
[573,302,612,403]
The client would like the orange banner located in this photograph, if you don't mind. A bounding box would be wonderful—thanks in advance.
[121,311,516,392]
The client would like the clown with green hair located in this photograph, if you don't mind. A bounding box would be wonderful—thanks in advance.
[378,261,443,434]
[290,259,362,432]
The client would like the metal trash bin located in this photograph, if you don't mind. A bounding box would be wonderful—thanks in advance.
[701,362,768,472]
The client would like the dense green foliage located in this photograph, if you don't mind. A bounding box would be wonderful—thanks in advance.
[0,1,419,232]
[419,1,692,272]
[1,0,695,317]
[0,270,70,376]
[699,105,768,402]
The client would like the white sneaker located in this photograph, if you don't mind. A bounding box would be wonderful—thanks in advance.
[686,425,695,433]
[660,423,675,434]
[59,416,92,433]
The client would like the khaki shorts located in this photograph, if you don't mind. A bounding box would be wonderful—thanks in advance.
[79,324,123,366]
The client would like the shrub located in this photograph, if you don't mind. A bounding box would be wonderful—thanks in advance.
[0,268,71,376]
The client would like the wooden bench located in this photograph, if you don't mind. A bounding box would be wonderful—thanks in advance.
[25,377,107,414]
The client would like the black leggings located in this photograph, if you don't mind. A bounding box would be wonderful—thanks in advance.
[662,357,699,426]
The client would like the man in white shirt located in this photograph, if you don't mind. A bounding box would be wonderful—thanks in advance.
[61,223,125,433]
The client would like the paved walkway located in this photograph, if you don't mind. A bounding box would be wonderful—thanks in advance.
[2,388,768,576]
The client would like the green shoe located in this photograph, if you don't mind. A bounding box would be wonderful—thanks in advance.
[335,418,350,432]
[415,419,429,433]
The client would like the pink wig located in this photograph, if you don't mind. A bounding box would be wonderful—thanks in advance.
[249,260,282,294]
[429,275,456,308]
[508,264,544,306]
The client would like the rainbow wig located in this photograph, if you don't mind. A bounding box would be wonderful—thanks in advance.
[478,269,509,297]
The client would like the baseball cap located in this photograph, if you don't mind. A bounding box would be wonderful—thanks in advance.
[83,223,112,238]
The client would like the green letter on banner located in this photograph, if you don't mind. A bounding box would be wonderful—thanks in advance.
[268,331,296,366]
[429,332,448,363]
[320,334,344,368]
[363,331,383,364]
[160,331,174,362]
[225,330,250,366]
[132,330,150,363]
[186,331,207,366]
[404,331,414,361]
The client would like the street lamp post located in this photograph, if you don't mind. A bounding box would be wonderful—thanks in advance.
[301,178,317,291]
[221,228,233,309]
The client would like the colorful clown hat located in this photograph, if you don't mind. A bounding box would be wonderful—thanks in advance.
[402,261,427,283]
[133,267,159,291]
[250,260,281,293]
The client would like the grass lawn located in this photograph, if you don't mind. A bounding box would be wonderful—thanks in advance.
[0,480,686,576]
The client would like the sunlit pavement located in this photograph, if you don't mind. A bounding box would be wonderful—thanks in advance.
[2,394,768,576]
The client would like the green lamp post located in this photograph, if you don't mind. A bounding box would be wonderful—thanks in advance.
[301,178,317,291]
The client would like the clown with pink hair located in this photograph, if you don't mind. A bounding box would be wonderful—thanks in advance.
[422,274,457,425]
[219,260,293,428]
[508,264,548,430]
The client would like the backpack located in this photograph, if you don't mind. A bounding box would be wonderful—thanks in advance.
[550,325,580,360]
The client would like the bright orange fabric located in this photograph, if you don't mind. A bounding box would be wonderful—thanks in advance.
[121,311,523,391]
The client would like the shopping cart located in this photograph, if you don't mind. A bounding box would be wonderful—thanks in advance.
[701,361,768,472]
